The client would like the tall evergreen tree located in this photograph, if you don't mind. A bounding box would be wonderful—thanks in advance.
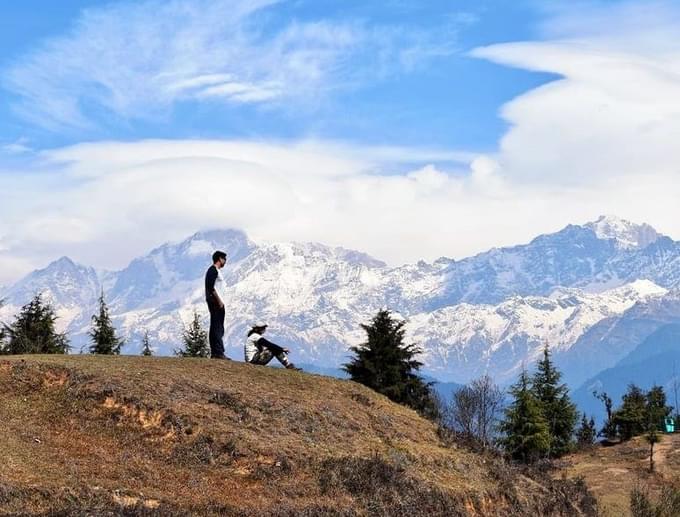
[531,346,578,457]
[575,413,597,449]
[89,291,123,355]
[141,331,153,357]
[614,384,647,440]
[500,368,550,463]
[646,385,672,430]
[644,385,672,472]
[343,309,438,418]
[176,311,209,358]
[2,294,69,354]
[673,362,680,423]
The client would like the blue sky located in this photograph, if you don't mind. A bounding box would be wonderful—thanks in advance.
[2,0,680,284]
[0,0,551,151]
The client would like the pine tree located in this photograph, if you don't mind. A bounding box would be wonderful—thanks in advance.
[646,385,671,430]
[531,346,578,457]
[500,368,550,463]
[2,294,69,354]
[673,362,680,424]
[89,291,123,355]
[644,385,671,472]
[141,331,153,356]
[576,413,597,449]
[343,309,438,418]
[614,384,647,440]
[176,311,209,358]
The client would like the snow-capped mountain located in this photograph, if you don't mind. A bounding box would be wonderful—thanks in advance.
[108,229,258,312]
[0,256,100,336]
[2,215,679,386]
[408,279,669,384]
[420,215,679,307]
[584,214,661,250]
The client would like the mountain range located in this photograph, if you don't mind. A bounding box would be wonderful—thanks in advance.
[2,215,680,406]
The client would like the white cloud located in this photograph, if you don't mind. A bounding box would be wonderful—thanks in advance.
[4,2,680,286]
[197,81,283,102]
[1,138,33,156]
[0,138,501,283]
[471,1,680,188]
[0,140,678,283]
[1,134,675,287]
[2,0,458,130]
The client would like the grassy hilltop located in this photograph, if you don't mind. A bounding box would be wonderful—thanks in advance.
[0,355,595,516]
[561,432,680,517]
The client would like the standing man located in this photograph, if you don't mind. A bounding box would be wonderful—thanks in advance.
[205,250,229,359]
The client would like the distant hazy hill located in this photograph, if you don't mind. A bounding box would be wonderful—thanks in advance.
[573,323,680,422]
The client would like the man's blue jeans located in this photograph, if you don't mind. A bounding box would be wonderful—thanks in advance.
[207,303,225,358]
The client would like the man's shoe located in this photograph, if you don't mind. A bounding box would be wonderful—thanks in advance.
[285,363,302,371]
[211,355,231,360]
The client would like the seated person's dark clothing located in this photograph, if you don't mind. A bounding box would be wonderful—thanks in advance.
[245,331,293,367]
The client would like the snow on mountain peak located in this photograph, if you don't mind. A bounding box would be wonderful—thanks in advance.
[4,219,680,385]
[188,229,255,263]
[53,256,76,267]
[23,256,94,285]
[410,279,672,384]
[584,215,660,249]
[608,278,668,298]
[186,238,215,257]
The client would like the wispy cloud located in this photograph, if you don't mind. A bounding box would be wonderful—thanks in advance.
[7,1,680,287]
[1,138,32,155]
[2,133,674,287]
[2,0,459,131]
[470,0,680,188]
[0,138,493,283]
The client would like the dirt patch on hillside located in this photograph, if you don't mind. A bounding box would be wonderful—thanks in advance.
[561,434,680,517]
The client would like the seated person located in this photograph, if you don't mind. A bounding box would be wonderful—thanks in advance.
[244,323,300,370]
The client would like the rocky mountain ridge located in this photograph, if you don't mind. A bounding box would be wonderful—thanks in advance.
[2,215,679,386]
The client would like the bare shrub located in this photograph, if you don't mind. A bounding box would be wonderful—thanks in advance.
[318,453,465,516]
[171,435,238,466]
[208,390,250,422]
[631,483,680,517]
[442,375,504,449]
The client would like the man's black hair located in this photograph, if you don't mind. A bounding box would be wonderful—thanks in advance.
[212,250,227,263]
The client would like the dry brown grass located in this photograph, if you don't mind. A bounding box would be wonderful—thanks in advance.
[560,434,680,516]
[0,355,595,516]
